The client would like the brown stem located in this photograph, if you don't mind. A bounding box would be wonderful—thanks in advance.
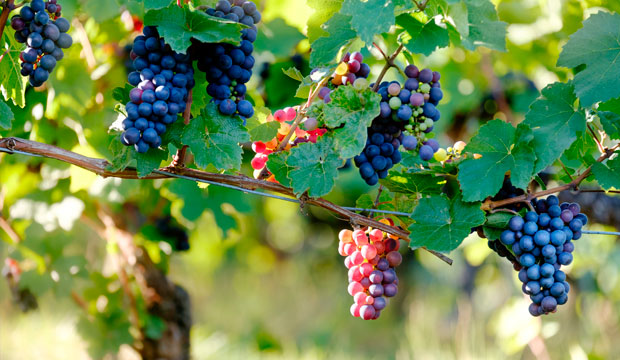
[558,160,574,181]
[413,0,429,12]
[172,89,193,168]
[0,0,13,42]
[372,44,404,92]
[485,143,620,210]
[372,185,384,210]
[71,291,89,311]
[588,123,605,154]
[0,136,453,265]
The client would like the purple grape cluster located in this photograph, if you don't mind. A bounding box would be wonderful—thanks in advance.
[10,0,72,87]
[316,51,371,104]
[353,124,403,186]
[499,195,588,316]
[121,26,195,153]
[194,0,260,123]
[376,65,443,162]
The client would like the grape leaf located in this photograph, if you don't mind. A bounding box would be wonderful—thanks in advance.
[112,85,132,104]
[142,0,174,10]
[458,120,535,202]
[246,117,279,142]
[160,118,185,148]
[182,103,249,171]
[135,149,168,177]
[592,156,620,190]
[307,0,343,43]
[282,67,304,82]
[396,14,450,56]
[310,13,356,67]
[144,4,244,54]
[523,82,586,173]
[341,0,395,45]
[0,33,28,108]
[408,194,485,253]
[106,137,134,172]
[295,66,335,98]
[380,171,444,194]
[323,87,381,158]
[266,152,292,187]
[454,0,507,51]
[598,111,620,140]
[557,12,620,107]
[0,99,14,130]
[285,137,343,197]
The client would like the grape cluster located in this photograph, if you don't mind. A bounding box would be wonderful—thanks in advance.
[377,65,443,160]
[492,177,526,211]
[121,26,195,153]
[338,220,402,320]
[499,195,588,316]
[10,0,72,87]
[155,216,190,251]
[250,106,327,181]
[316,51,371,104]
[197,0,261,122]
[353,128,404,186]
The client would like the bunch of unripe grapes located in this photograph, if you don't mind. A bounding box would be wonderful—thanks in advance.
[120,26,195,153]
[316,51,371,104]
[10,0,72,87]
[338,220,402,320]
[250,106,327,181]
[499,195,587,316]
[196,0,260,122]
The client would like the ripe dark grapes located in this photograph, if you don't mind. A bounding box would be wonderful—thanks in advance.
[11,0,71,87]
[338,219,402,320]
[121,26,195,153]
[497,195,587,316]
[194,0,261,123]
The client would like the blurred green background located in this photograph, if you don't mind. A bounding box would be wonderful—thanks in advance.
[2,0,620,359]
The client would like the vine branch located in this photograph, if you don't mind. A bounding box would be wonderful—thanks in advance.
[372,44,404,92]
[172,89,193,168]
[0,0,14,42]
[0,136,453,265]
[485,143,620,210]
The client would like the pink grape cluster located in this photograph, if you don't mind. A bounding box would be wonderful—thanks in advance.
[338,221,402,320]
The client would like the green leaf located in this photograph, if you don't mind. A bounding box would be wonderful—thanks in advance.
[0,33,28,107]
[598,111,620,140]
[144,315,166,339]
[285,137,343,197]
[254,18,305,58]
[282,67,304,82]
[19,270,53,297]
[247,121,280,143]
[408,194,485,253]
[135,149,168,177]
[523,82,586,173]
[160,118,185,148]
[310,13,356,67]
[455,0,507,51]
[143,0,174,10]
[592,156,620,190]
[557,12,620,107]
[323,87,381,158]
[144,5,244,54]
[397,15,450,56]
[485,212,513,228]
[0,99,14,130]
[182,103,249,171]
[379,171,444,194]
[106,137,134,172]
[341,0,395,45]
[458,120,535,202]
[307,0,343,43]
[266,152,292,187]
[112,84,132,104]
[295,66,335,98]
